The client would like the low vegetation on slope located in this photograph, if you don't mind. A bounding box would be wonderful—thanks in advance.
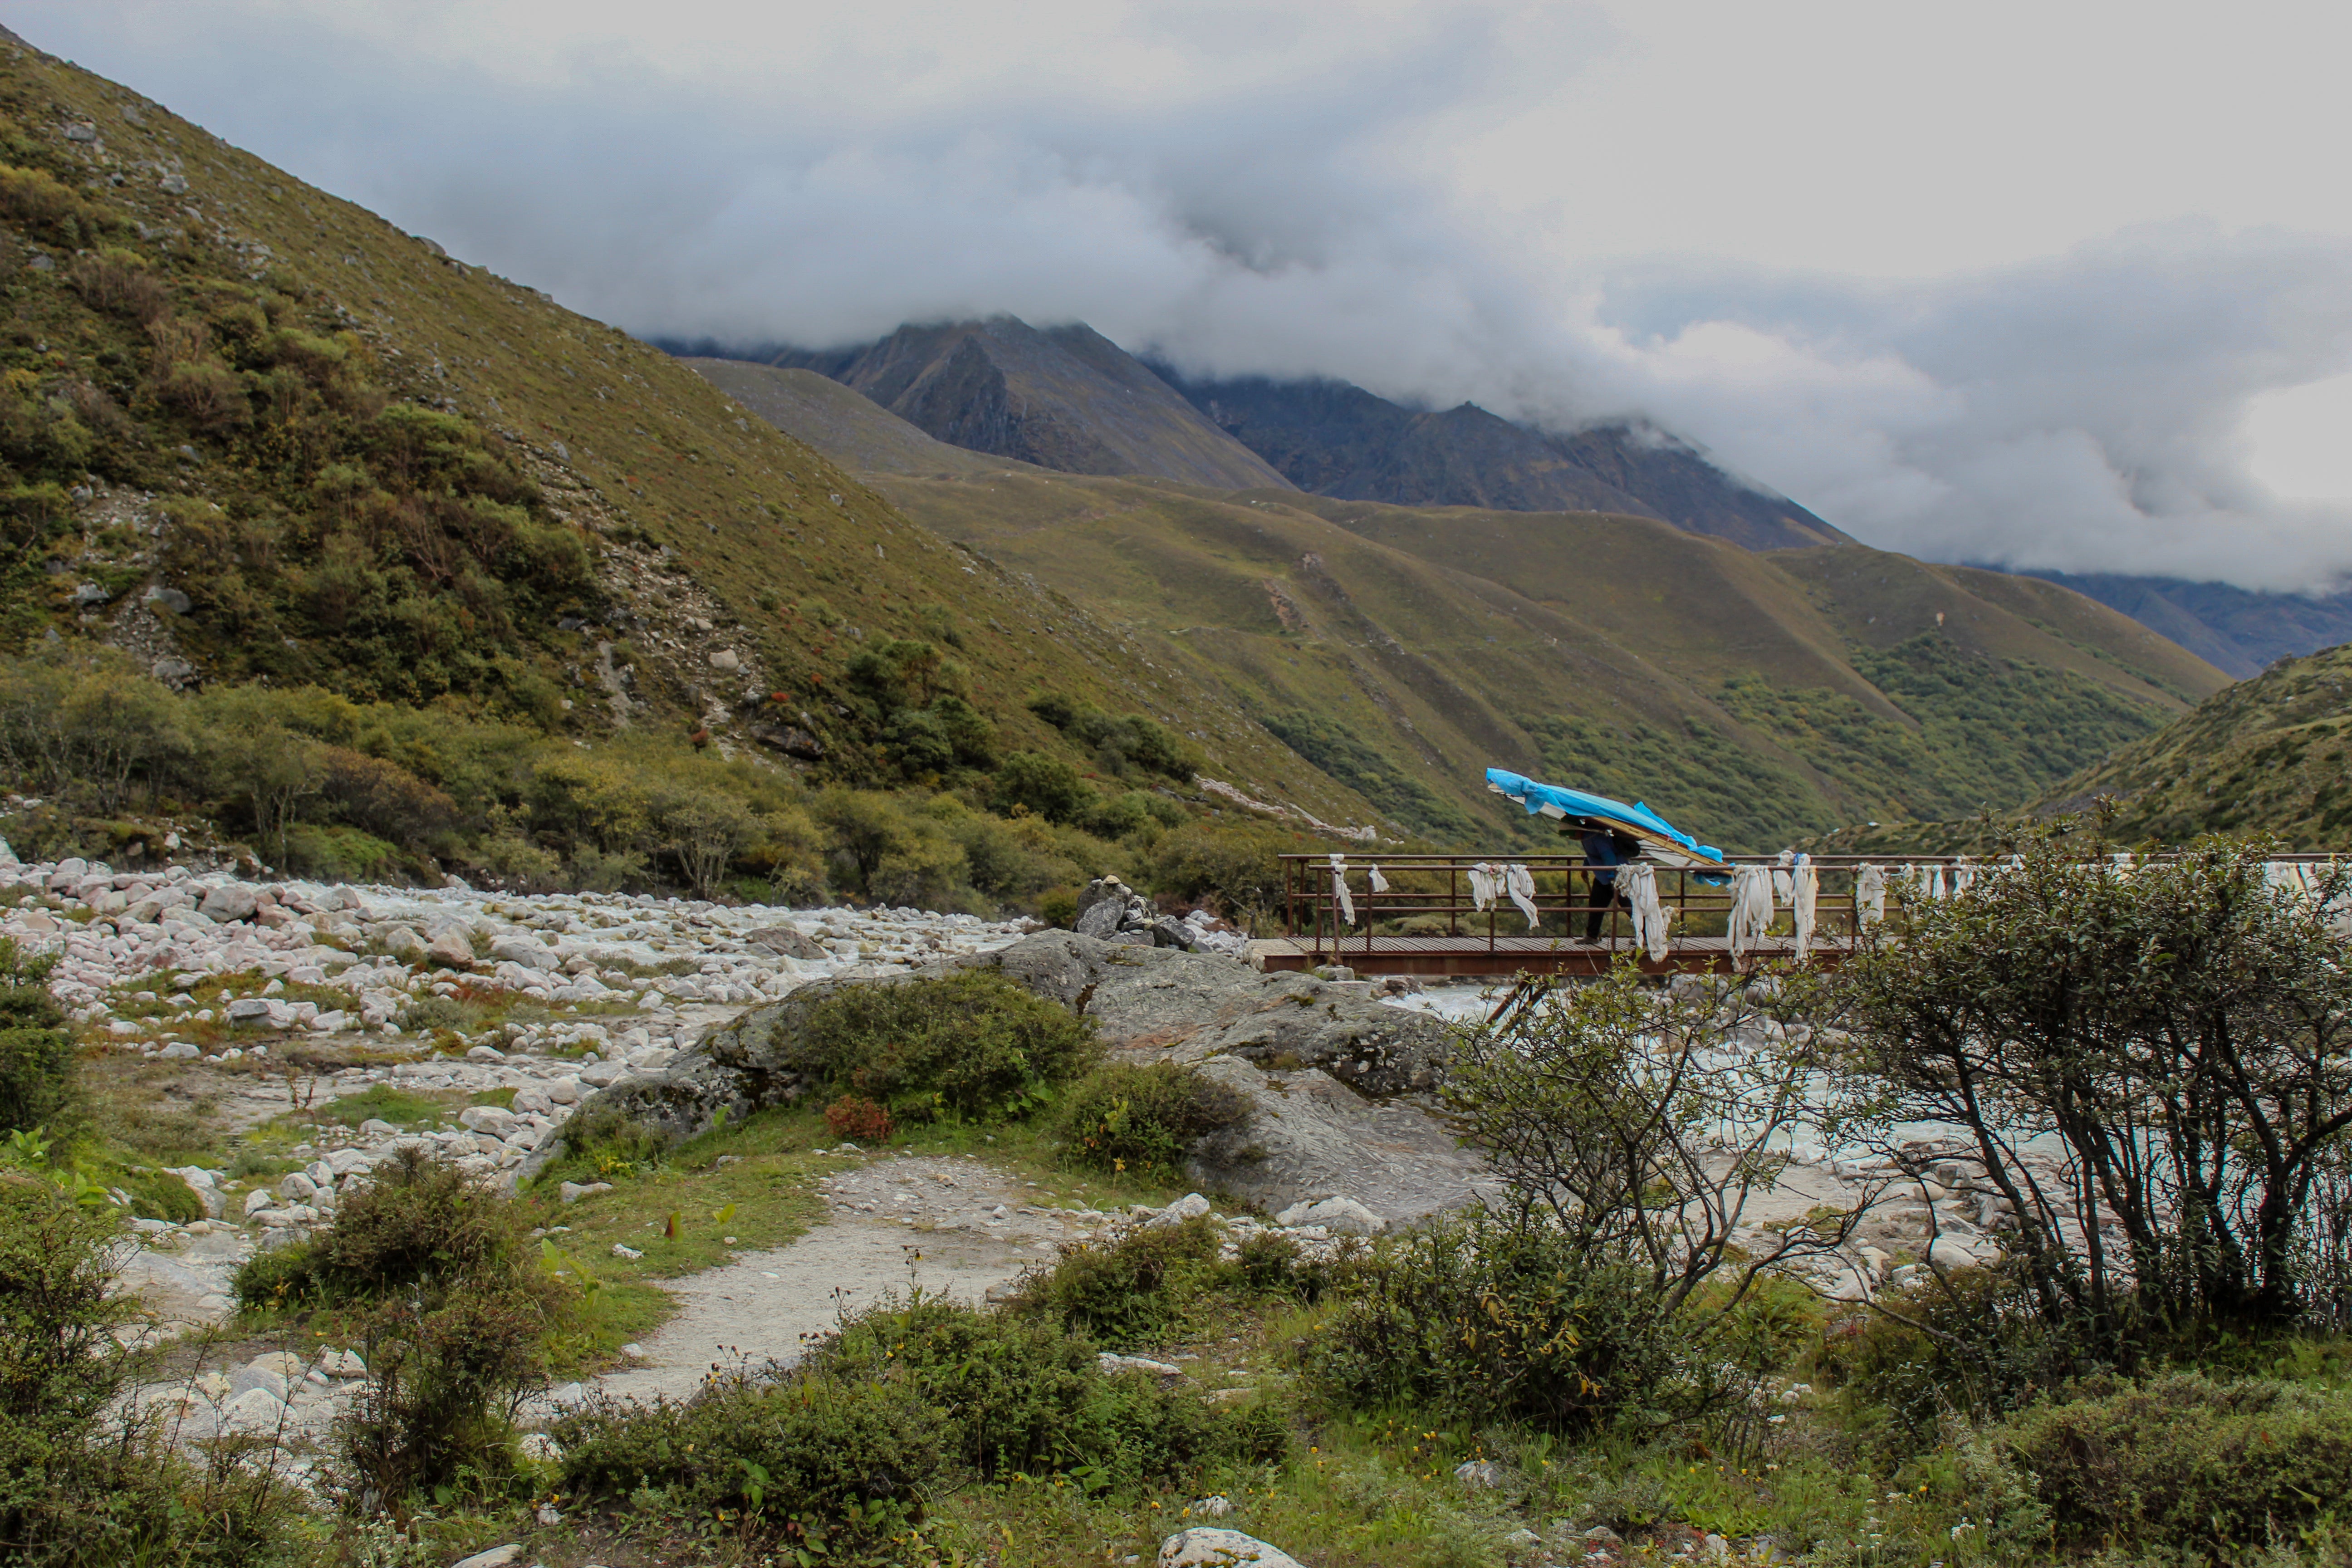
[850,461,2222,851]
[2035,640,2352,847]
[0,39,1402,898]
[1831,640,2352,856]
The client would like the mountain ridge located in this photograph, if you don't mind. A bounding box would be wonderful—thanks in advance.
[747,318,1289,491]
[1148,363,1850,552]
[687,356,2237,851]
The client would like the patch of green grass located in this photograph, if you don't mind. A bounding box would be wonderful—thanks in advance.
[313,1083,446,1130]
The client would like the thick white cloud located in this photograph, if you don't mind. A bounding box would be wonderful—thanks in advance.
[20,0,2352,589]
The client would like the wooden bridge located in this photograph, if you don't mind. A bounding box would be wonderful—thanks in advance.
[1248,850,2344,979]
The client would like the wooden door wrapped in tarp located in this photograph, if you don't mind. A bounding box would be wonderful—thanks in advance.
[1484,767,1730,878]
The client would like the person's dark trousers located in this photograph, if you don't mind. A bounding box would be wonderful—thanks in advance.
[1584,876,1619,941]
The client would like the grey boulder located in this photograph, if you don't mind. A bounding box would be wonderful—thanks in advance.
[197,884,258,922]
[1187,1055,1494,1225]
[1161,1530,1306,1568]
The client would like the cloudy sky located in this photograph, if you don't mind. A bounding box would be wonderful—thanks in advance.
[22,0,2352,589]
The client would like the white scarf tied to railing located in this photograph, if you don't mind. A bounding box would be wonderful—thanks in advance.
[1622,863,1672,961]
[1467,861,1500,911]
[1729,864,1776,961]
[1328,854,1355,926]
[1788,853,1818,961]
[1855,863,1886,927]
[1504,862,1541,930]
[1368,865,1390,894]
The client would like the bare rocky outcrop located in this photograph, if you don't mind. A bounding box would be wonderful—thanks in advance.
[576,930,1481,1223]
[1183,1055,1495,1223]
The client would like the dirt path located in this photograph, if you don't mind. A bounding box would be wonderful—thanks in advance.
[578,1153,1108,1405]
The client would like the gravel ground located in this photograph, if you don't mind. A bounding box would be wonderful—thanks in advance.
[572,1151,1111,1405]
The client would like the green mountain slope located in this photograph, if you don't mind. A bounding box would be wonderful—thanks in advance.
[2028,641,2352,848]
[0,41,1388,846]
[870,471,2224,851]
[701,357,2232,853]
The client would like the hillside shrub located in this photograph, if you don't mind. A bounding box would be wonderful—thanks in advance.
[822,1094,892,1142]
[0,1172,296,1565]
[553,1369,941,1545]
[1303,1212,1726,1433]
[1011,1215,1225,1348]
[231,1150,568,1504]
[1149,819,1322,924]
[994,750,1093,823]
[232,1146,523,1309]
[1424,962,1867,1434]
[1816,1262,2061,1451]
[1838,830,2352,1356]
[1054,1061,1248,1181]
[1992,1372,2352,1559]
[0,940,74,1137]
[796,970,1098,1123]
[812,1294,1230,1481]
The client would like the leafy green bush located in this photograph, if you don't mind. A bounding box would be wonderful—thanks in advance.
[812,1293,1225,1482]
[0,940,73,1138]
[1011,1215,1225,1348]
[232,1146,523,1309]
[229,1151,568,1504]
[558,1289,1275,1544]
[1055,1061,1248,1180]
[541,1099,673,1184]
[994,750,1093,823]
[1303,1211,1730,1434]
[335,1283,554,1505]
[1838,833,2352,1353]
[124,1169,203,1225]
[1816,1262,2062,1450]
[0,1172,297,1564]
[554,1367,941,1546]
[1992,1372,2352,1560]
[796,970,1098,1123]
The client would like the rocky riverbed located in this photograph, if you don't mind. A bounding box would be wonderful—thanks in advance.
[4,843,2089,1372]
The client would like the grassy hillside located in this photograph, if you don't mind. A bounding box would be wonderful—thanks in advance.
[2026,640,2352,848]
[0,40,1416,907]
[860,467,2222,851]
[687,362,2233,853]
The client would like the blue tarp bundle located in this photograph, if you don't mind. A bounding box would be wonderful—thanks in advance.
[1485,767,1727,870]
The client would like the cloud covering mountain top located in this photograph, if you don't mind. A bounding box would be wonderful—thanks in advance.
[27,0,2352,590]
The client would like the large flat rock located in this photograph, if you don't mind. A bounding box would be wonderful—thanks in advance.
[1186,1055,1496,1223]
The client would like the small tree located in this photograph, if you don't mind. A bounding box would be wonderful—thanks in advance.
[652,785,756,899]
[196,687,324,864]
[1838,828,2352,1356]
[1449,963,1875,1314]
[1326,964,1875,1432]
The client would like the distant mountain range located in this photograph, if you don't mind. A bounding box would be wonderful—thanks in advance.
[1145,364,1848,552]
[669,315,1841,552]
[676,318,2351,677]
[2015,571,2352,680]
